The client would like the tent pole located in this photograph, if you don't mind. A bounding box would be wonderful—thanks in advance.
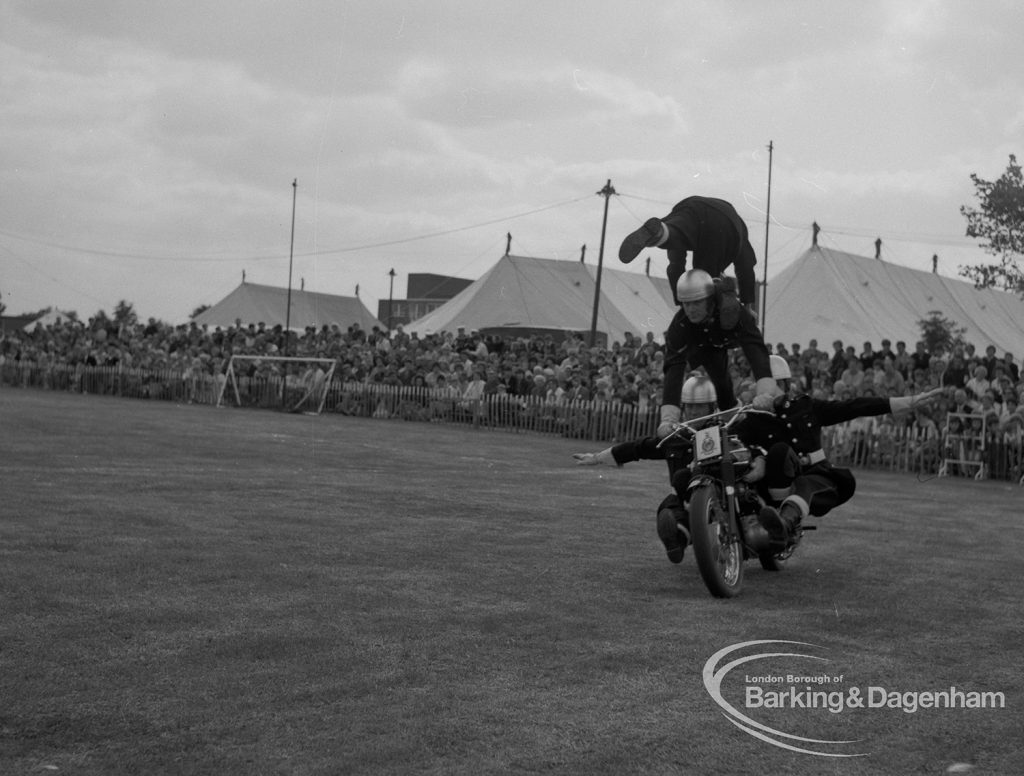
[282,178,297,408]
[760,141,773,333]
[284,178,297,356]
[590,180,616,348]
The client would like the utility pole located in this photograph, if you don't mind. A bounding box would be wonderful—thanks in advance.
[281,178,298,408]
[589,179,616,348]
[760,141,773,332]
[387,268,396,332]
[284,178,297,356]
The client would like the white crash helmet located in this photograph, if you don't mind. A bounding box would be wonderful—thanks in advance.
[681,375,717,405]
[676,269,715,303]
[769,355,792,381]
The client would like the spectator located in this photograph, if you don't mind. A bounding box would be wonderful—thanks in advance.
[964,365,992,401]
[837,356,866,394]
[873,356,906,397]
[942,353,969,389]
[801,338,823,366]
[893,341,912,379]
[878,339,895,363]
[950,388,977,415]
[910,340,931,374]
[1002,352,1020,383]
[980,345,1000,381]
[828,340,846,383]
[977,390,1004,426]
[859,341,877,371]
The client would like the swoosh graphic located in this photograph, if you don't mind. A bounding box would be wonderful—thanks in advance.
[703,639,869,757]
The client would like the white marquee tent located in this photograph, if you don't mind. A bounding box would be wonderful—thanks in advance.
[405,253,677,344]
[763,245,1024,354]
[192,282,383,332]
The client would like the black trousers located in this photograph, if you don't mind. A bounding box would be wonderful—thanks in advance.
[762,442,857,516]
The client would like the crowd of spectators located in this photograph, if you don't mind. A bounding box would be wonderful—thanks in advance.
[3,315,1024,454]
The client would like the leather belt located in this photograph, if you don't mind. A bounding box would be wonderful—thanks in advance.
[800,449,827,466]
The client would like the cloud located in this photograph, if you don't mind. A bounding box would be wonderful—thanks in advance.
[2,0,1020,321]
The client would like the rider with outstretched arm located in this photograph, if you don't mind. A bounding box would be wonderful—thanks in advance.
[737,356,946,546]
[574,375,768,564]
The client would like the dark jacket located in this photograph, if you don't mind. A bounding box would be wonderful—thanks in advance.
[662,197,758,305]
[662,305,772,406]
[735,393,892,455]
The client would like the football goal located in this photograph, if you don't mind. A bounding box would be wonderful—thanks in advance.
[217,355,337,414]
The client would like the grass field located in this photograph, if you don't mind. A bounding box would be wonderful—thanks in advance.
[2,389,1022,776]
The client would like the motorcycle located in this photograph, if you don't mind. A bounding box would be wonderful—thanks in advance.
[659,405,807,598]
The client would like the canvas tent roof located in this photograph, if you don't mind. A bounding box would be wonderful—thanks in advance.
[192,282,383,332]
[23,308,79,331]
[763,245,1024,354]
[405,253,677,344]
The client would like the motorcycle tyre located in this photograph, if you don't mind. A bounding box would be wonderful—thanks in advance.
[689,483,744,598]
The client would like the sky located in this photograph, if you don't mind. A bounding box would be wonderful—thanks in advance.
[1,0,1022,325]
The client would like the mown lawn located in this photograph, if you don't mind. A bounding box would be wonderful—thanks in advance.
[1,389,1021,775]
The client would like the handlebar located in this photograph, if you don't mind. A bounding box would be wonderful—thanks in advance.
[656,403,776,447]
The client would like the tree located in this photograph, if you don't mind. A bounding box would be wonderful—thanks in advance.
[959,154,1024,293]
[191,304,210,319]
[918,310,966,355]
[113,300,138,328]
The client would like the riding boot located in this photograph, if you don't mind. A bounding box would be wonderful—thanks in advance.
[757,501,803,545]
[657,506,690,564]
[619,218,669,263]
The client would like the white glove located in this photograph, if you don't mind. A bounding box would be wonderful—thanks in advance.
[752,377,780,411]
[657,404,681,438]
[573,448,617,466]
[740,456,766,482]
[889,387,945,416]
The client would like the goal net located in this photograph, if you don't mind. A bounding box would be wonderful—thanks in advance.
[217,355,337,414]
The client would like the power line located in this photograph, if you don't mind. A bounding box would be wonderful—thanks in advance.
[0,194,594,264]
[0,241,109,307]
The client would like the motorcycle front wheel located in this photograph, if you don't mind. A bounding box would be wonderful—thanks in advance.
[689,483,744,598]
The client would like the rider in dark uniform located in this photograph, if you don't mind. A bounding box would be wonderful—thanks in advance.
[618,195,758,323]
[658,269,777,438]
[574,375,726,563]
[741,356,945,545]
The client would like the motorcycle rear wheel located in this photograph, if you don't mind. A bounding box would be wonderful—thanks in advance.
[689,484,744,598]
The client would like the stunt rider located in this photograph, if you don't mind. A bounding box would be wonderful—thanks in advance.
[657,269,778,441]
[618,195,758,326]
[743,355,946,546]
[574,375,723,563]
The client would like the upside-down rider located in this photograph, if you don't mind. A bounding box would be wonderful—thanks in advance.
[618,196,758,320]
[739,355,946,546]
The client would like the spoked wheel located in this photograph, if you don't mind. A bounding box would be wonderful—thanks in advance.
[689,484,744,598]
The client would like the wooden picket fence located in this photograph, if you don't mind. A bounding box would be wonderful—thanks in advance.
[3,359,1023,479]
